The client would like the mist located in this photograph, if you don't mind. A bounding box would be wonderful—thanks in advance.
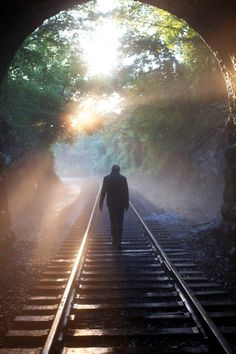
[53,120,225,226]
[6,151,83,261]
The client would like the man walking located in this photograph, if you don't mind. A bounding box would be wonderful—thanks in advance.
[99,165,129,249]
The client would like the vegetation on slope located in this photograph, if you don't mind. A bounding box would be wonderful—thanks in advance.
[0,0,227,179]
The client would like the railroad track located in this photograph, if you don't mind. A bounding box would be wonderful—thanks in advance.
[0,187,235,353]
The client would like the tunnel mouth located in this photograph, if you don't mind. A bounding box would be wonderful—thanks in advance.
[0,0,229,227]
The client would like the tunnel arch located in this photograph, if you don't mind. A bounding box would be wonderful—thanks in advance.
[1,0,236,230]
[1,1,236,109]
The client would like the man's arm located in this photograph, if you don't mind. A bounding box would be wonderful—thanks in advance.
[99,177,107,211]
[124,177,129,210]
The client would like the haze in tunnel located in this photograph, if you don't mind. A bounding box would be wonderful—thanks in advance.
[1,1,236,348]
[50,0,227,224]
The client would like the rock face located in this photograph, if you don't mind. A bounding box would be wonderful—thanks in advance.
[135,123,226,223]
[176,123,226,221]
[222,140,236,227]
[0,0,236,231]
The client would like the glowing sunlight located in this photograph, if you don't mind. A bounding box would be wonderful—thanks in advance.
[82,93,123,114]
[96,0,119,13]
[69,110,96,131]
[67,93,123,133]
[81,20,121,76]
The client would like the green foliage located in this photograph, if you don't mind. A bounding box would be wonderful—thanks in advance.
[0,3,96,157]
[0,0,228,177]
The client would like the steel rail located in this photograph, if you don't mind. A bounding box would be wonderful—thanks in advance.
[41,185,101,354]
[129,201,234,354]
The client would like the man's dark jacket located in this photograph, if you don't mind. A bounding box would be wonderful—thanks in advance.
[99,172,129,210]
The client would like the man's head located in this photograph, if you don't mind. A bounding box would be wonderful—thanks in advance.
[111,165,120,174]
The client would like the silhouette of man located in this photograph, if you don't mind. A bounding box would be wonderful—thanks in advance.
[99,165,129,249]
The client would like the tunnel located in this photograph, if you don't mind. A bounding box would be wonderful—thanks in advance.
[1,1,236,352]
[0,0,236,235]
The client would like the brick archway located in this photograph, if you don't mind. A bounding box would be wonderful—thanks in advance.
[1,0,236,229]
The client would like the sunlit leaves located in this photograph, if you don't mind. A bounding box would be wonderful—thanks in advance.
[0,0,226,172]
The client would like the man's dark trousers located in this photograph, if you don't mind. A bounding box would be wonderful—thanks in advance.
[108,206,124,246]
